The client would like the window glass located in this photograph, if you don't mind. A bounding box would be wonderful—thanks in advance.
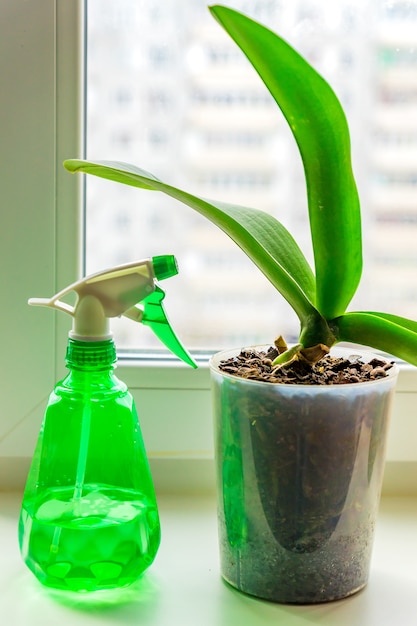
[86,0,417,351]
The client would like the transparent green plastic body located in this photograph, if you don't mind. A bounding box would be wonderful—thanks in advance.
[19,339,160,592]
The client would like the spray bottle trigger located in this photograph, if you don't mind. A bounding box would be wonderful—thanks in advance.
[141,285,197,369]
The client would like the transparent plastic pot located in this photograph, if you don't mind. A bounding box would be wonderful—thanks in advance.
[210,347,398,604]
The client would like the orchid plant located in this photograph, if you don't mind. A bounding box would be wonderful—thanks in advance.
[65,5,417,366]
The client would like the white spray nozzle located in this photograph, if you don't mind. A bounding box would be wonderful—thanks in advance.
[29,256,197,367]
[30,258,163,340]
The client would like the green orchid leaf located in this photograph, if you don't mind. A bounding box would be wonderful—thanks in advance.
[64,159,317,325]
[334,312,417,366]
[209,5,362,320]
[360,311,417,334]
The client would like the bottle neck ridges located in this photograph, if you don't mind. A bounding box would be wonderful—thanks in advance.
[65,338,117,371]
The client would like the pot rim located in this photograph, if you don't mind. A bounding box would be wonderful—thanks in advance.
[209,345,399,389]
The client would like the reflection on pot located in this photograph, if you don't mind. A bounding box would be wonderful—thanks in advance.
[249,394,363,553]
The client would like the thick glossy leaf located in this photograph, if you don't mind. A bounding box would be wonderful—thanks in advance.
[209,5,362,320]
[360,311,417,334]
[334,311,417,366]
[64,159,318,325]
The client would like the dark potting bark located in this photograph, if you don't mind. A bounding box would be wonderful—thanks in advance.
[211,348,398,603]
[218,346,394,385]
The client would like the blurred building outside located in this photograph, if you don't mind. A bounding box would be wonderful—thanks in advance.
[85,0,417,353]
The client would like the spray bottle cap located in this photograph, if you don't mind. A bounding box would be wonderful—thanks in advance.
[152,255,178,281]
[29,255,197,368]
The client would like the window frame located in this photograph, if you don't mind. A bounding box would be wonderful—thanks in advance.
[0,0,82,468]
[1,0,417,494]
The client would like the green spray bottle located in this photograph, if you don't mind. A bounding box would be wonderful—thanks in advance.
[19,255,196,592]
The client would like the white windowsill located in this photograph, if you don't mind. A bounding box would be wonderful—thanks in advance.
[1,492,416,625]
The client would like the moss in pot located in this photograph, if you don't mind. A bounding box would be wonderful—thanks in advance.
[64,5,417,603]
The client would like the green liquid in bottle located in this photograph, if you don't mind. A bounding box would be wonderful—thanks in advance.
[19,340,161,592]
[19,484,160,592]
